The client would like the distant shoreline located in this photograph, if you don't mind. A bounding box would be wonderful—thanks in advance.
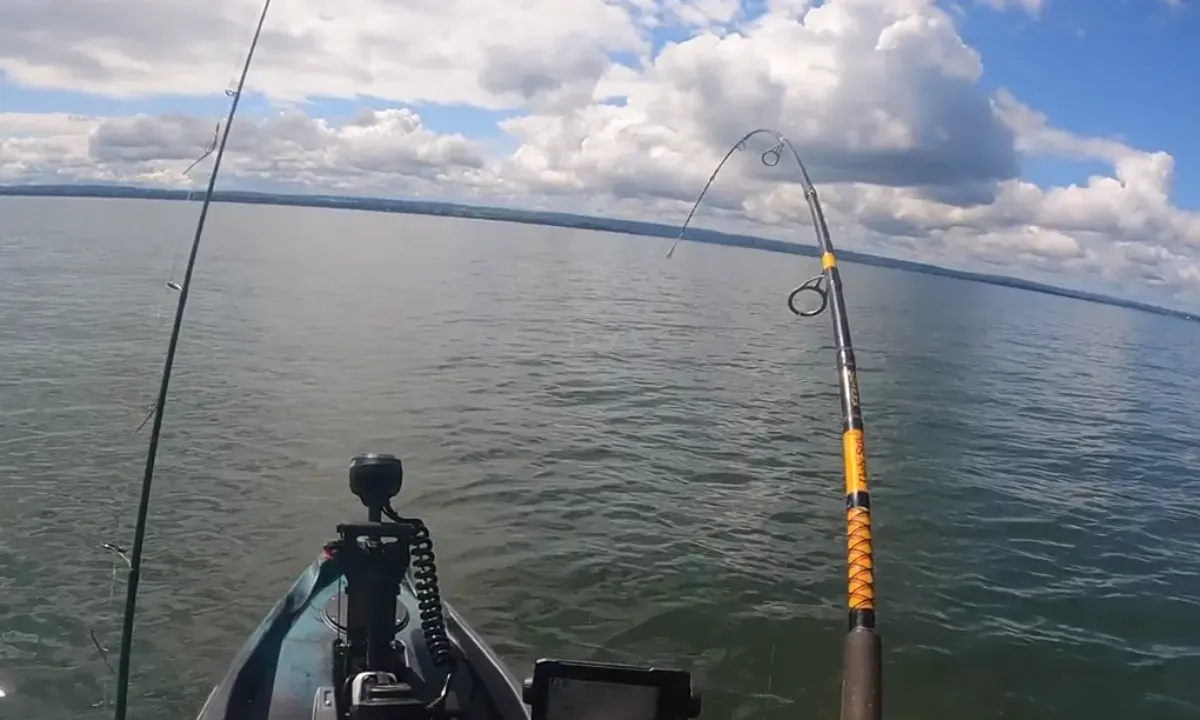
[4,183,1196,324]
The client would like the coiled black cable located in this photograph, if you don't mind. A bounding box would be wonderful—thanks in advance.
[410,520,453,666]
[382,505,453,667]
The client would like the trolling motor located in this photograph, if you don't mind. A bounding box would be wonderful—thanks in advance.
[321,454,703,720]
[324,453,455,720]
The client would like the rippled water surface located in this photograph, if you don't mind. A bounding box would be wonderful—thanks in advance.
[2,197,1199,719]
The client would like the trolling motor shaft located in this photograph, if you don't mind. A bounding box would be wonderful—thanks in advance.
[337,453,412,673]
[334,521,414,673]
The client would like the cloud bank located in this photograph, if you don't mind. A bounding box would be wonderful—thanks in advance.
[2,0,1198,308]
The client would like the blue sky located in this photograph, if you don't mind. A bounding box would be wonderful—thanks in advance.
[958,0,1199,208]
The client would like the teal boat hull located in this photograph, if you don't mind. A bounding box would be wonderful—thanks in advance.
[195,554,529,720]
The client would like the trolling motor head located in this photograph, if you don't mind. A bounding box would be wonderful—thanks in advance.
[349,453,403,518]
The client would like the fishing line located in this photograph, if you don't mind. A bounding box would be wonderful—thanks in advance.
[134,130,223,434]
[157,124,220,323]
[667,128,883,720]
[109,1,274,718]
[85,544,128,708]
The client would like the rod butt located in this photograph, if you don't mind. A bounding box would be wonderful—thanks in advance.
[840,628,882,720]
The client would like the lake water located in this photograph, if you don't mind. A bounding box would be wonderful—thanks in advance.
[1,197,1199,719]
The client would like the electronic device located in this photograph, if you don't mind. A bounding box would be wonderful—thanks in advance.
[524,659,701,720]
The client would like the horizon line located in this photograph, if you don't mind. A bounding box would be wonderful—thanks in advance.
[2,182,1197,325]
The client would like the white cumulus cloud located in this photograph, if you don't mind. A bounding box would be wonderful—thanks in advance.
[1,0,1198,309]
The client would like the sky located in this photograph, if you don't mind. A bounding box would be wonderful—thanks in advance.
[2,0,1199,310]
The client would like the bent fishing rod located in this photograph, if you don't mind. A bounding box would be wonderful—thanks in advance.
[669,129,882,720]
[111,1,273,718]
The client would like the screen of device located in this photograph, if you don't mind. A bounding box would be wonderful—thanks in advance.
[544,676,660,720]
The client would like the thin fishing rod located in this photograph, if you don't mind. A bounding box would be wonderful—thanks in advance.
[669,128,882,720]
[111,1,273,718]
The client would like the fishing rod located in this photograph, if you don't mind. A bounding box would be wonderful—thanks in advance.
[111,1,274,718]
[668,128,882,720]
